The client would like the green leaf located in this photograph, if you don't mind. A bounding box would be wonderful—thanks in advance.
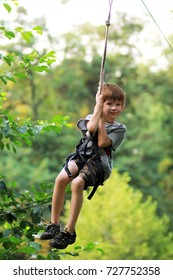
[0,180,7,192]
[32,26,43,35]
[6,212,17,223]
[12,145,17,153]
[3,241,14,249]
[21,31,34,43]
[15,26,24,33]
[39,50,56,63]
[74,245,83,250]
[23,50,38,62]
[16,246,36,254]
[84,242,98,251]
[4,30,15,39]
[32,65,49,72]
[6,72,16,83]
[19,221,27,229]
[0,237,9,243]
[96,248,105,255]
[15,72,27,80]
[31,206,43,224]
[3,56,12,66]
[3,54,15,66]
[0,141,5,150]
[3,3,12,13]
[29,242,42,251]
[12,0,19,6]
[6,143,11,150]
[47,59,56,65]
[9,236,21,244]
[0,76,7,85]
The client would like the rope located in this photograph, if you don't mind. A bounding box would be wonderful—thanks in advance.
[98,0,114,95]
[140,0,173,53]
[97,0,173,97]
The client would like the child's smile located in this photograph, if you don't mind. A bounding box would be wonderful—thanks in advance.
[103,99,124,123]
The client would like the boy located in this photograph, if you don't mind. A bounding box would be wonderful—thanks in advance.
[40,83,126,249]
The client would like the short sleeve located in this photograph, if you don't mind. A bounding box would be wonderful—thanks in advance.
[107,124,126,151]
[76,114,91,135]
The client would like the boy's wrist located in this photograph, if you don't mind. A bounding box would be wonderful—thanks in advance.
[94,102,102,112]
[100,116,105,123]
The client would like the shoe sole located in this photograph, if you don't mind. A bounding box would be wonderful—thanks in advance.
[49,239,76,249]
[40,234,54,240]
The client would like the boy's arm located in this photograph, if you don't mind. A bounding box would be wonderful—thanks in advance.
[87,91,111,147]
[87,94,104,133]
[97,117,112,148]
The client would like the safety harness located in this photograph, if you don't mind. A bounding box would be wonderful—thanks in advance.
[64,130,104,200]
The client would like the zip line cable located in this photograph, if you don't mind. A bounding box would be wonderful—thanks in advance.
[98,0,114,95]
[98,0,172,97]
[140,0,173,53]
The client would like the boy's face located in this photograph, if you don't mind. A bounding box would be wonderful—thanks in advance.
[102,99,124,123]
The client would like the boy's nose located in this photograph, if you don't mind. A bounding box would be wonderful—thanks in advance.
[111,105,117,110]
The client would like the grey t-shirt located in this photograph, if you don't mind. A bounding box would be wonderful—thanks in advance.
[77,115,126,181]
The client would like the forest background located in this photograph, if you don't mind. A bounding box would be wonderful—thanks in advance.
[0,0,173,260]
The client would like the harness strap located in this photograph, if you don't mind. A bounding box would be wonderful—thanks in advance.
[64,153,75,177]
[87,185,99,200]
[87,157,104,200]
[64,130,104,199]
[64,163,73,177]
[64,151,86,178]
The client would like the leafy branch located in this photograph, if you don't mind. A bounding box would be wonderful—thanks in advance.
[0,99,70,152]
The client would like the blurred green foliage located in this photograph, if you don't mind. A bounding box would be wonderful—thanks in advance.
[63,170,173,260]
[0,1,173,259]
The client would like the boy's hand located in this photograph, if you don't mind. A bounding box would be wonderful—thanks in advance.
[95,89,104,107]
[87,89,104,132]
[95,88,100,102]
[94,95,104,115]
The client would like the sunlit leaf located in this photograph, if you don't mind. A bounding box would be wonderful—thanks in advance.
[12,0,19,6]
[74,245,83,250]
[32,26,43,35]
[3,3,12,13]
[15,72,28,79]
[4,30,15,39]
[0,76,7,85]
[15,26,24,32]
[6,72,16,83]
[21,31,34,43]
[96,248,105,255]
[9,236,21,244]
[32,65,49,72]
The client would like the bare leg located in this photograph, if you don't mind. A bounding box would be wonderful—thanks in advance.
[66,176,85,234]
[51,161,79,224]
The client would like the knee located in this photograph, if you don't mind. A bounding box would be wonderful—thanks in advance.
[71,177,84,193]
[55,173,67,186]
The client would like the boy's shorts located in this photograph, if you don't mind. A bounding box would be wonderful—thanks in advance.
[64,153,104,189]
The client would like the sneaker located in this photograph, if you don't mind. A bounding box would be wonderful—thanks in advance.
[40,223,60,240]
[49,230,76,249]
